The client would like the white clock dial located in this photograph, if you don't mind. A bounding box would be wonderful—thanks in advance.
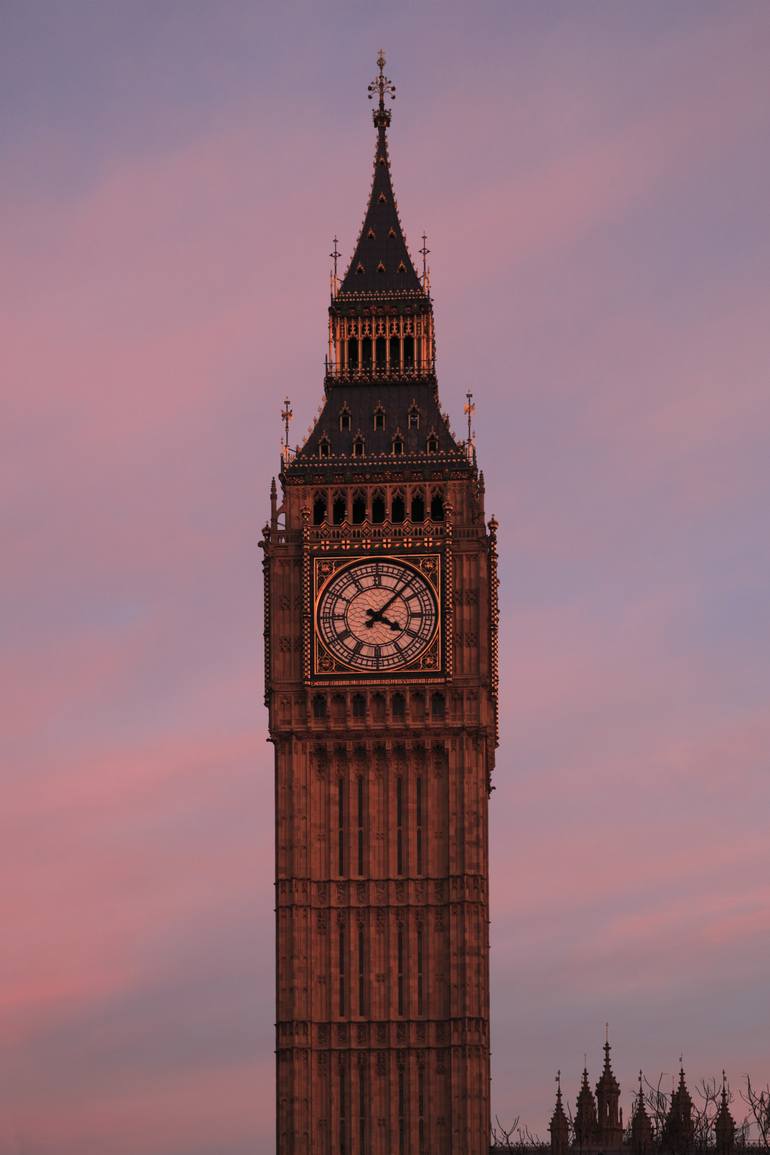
[316,558,438,672]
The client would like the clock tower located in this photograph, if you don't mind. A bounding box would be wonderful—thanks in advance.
[261,53,499,1155]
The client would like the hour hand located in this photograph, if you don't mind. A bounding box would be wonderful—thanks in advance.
[365,608,401,630]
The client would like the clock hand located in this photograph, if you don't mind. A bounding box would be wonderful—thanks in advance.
[364,611,401,631]
[365,581,408,624]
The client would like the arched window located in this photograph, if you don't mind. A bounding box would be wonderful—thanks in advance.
[391,491,405,523]
[392,435,404,456]
[412,691,425,722]
[426,433,439,454]
[332,693,346,723]
[333,491,347,525]
[339,407,351,432]
[403,334,414,368]
[373,406,385,432]
[352,693,366,719]
[313,491,327,526]
[410,490,425,522]
[431,692,445,721]
[371,490,386,524]
[392,692,406,720]
[361,336,372,369]
[408,404,420,430]
[352,490,366,524]
[389,334,400,369]
[347,336,358,369]
[319,437,331,459]
[375,336,386,367]
[372,693,386,723]
[353,436,365,458]
[430,489,444,521]
[312,694,327,720]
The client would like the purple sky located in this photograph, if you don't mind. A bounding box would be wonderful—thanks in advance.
[2,2,770,1151]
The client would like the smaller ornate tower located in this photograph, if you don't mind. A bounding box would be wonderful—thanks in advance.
[596,1036,623,1150]
[550,1072,571,1155]
[631,1072,653,1155]
[715,1073,736,1155]
[662,1066,695,1155]
[575,1066,598,1150]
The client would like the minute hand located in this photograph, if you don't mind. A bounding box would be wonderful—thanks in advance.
[365,582,409,625]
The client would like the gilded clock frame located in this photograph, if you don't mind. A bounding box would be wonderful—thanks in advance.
[306,550,449,685]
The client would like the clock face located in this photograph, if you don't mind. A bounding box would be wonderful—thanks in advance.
[316,557,439,673]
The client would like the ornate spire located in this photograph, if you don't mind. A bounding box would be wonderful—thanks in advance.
[715,1072,736,1155]
[575,1065,598,1148]
[550,1071,570,1155]
[631,1071,654,1155]
[336,52,423,300]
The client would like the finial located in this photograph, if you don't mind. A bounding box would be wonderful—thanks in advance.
[368,50,396,129]
[605,1022,609,1046]
[281,397,294,463]
[330,235,341,296]
[464,389,475,455]
[419,232,431,289]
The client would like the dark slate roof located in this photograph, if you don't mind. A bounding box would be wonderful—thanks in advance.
[289,378,467,469]
[336,119,426,301]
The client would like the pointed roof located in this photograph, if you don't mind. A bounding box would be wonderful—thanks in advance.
[575,1065,598,1144]
[550,1072,570,1147]
[336,52,426,302]
[632,1072,654,1152]
[596,1037,621,1097]
[715,1072,736,1153]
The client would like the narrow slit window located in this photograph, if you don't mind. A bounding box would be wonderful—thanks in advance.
[356,774,364,876]
[358,925,365,1015]
[431,692,445,720]
[348,336,359,368]
[398,1068,406,1155]
[391,491,405,522]
[397,927,405,1016]
[319,437,331,459]
[392,436,404,457]
[373,407,385,432]
[418,1068,426,1153]
[340,1057,347,1155]
[417,924,424,1015]
[338,777,345,876]
[416,776,424,875]
[392,692,406,720]
[353,437,365,458]
[430,490,444,520]
[426,433,439,454]
[340,408,351,432]
[339,921,346,1016]
[408,405,420,430]
[411,491,425,522]
[396,777,404,876]
[359,1065,366,1155]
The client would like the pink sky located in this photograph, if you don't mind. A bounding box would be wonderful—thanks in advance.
[2,3,769,1151]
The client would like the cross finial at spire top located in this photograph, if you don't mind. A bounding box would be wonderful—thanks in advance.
[368,50,396,129]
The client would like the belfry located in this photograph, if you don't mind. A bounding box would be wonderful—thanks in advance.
[261,53,498,1154]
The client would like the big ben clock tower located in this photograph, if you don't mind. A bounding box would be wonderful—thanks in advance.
[261,53,499,1155]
